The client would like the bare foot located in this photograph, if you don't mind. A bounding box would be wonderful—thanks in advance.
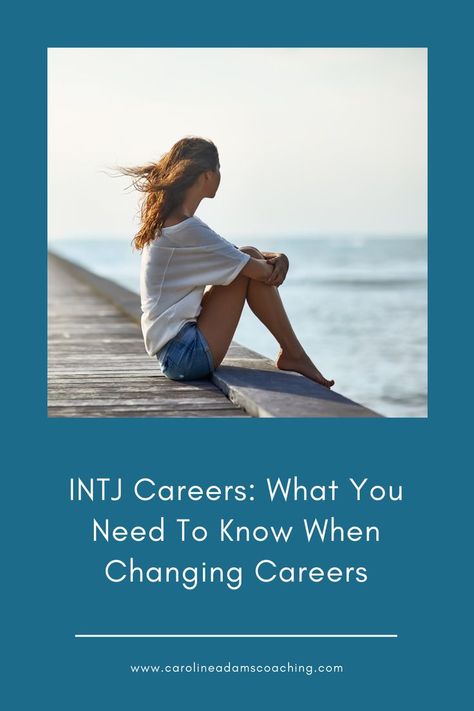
[276,348,335,389]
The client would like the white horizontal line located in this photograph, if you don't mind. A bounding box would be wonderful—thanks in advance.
[75,634,398,639]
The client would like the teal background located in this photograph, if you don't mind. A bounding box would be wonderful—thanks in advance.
[4,1,471,708]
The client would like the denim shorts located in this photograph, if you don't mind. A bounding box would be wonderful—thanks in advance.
[156,322,215,381]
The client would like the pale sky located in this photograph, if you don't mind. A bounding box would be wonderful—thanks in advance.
[48,47,427,240]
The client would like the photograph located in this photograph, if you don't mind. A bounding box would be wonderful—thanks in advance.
[48,47,427,418]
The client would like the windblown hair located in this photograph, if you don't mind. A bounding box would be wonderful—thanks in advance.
[116,136,219,250]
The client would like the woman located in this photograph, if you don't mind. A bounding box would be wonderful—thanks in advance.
[119,136,335,388]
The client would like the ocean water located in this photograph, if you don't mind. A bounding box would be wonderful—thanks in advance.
[49,235,427,418]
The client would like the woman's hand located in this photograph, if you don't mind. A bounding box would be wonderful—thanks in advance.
[265,254,289,287]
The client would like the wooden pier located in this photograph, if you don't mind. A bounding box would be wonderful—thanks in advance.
[48,252,382,418]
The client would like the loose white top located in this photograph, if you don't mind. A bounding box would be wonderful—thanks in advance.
[140,216,251,356]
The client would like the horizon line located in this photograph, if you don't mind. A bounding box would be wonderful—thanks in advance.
[49,232,427,242]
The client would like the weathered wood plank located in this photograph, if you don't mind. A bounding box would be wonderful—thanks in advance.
[48,253,249,418]
[48,408,249,418]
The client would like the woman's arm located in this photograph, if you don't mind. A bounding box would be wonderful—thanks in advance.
[240,256,275,283]
[236,247,289,286]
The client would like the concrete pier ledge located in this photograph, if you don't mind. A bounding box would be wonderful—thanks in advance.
[48,251,382,418]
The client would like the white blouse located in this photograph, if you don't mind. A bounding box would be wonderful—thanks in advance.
[140,216,251,356]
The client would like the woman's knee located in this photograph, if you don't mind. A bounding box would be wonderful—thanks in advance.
[239,245,265,259]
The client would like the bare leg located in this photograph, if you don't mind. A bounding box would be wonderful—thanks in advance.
[198,247,335,388]
[197,274,249,367]
[246,278,335,388]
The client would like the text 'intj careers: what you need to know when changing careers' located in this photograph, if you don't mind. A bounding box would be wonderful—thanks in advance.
[69,474,403,591]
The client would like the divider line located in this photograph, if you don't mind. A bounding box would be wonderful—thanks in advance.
[75,633,398,638]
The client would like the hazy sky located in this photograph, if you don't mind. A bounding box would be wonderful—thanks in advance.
[48,47,427,240]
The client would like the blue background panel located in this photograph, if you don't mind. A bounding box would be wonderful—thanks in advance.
[3,1,471,708]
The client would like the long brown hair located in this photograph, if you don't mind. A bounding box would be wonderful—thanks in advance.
[116,136,219,250]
